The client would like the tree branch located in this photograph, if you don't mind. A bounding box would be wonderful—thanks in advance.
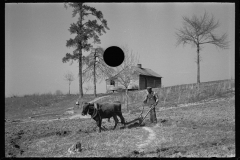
[176,12,229,50]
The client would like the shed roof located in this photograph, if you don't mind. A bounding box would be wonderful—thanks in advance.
[106,65,162,81]
[132,66,162,78]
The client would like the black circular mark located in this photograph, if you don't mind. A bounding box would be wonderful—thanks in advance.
[103,46,125,67]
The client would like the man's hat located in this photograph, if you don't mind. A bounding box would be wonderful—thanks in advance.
[147,87,152,89]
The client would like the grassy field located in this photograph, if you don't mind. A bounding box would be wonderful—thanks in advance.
[5,79,235,157]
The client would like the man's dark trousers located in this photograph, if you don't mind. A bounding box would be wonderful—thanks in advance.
[150,106,157,123]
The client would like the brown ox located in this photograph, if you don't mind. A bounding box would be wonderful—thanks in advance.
[81,101,126,132]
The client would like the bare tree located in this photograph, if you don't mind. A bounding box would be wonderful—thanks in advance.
[82,47,115,97]
[111,45,140,111]
[64,72,75,95]
[84,85,93,94]
[176,12,229,84]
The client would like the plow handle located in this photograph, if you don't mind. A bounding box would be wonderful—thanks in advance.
[139,105,155,126]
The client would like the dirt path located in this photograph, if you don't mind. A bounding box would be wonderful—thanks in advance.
[137,126,157,149]
[137,123,165,152]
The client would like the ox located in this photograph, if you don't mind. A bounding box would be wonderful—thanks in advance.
[82,101,126,132]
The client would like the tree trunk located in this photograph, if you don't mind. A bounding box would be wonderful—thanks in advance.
[69,82,70,95]
[197,45,200,84]
[125,89,128,111]
[79,52,83,98]
[78,4,83,98]
[93,49,97,97]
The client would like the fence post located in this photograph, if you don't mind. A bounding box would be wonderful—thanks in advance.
[177,85,181,104]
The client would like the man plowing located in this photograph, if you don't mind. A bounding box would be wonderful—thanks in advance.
[143,87,159,124]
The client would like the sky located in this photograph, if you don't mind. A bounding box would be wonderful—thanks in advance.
[5,3,235,97]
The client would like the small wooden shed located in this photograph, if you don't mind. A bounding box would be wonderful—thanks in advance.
[105,64,162,93]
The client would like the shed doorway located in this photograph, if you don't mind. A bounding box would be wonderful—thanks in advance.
[144,77,147,89]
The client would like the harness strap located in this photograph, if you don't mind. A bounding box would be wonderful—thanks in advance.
[91,103,98,118]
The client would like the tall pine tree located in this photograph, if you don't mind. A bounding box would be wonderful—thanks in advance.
[62,3,109,98]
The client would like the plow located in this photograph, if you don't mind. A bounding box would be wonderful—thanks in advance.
[124,104,156,126]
